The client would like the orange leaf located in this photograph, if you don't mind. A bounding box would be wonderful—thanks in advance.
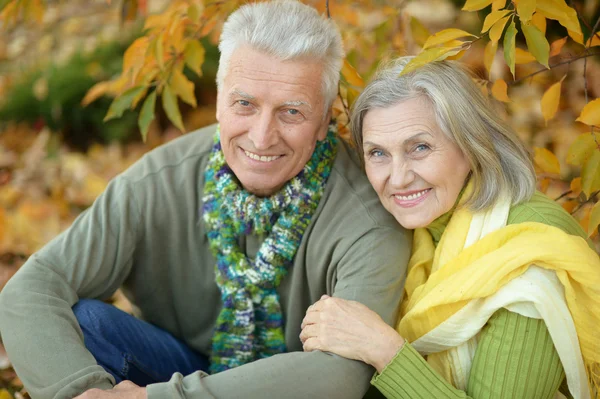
[586,33,600,47]
[534,147,561,175]
[170,68,197,107]
[562,200,577,213]
[549,37,567,56]
[570,177,582,195]
[491,79,510,102]
[81,81,115,107]
[342,59,364,88]
[540,76,564,124]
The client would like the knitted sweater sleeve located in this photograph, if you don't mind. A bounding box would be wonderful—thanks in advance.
[371,308,565,399]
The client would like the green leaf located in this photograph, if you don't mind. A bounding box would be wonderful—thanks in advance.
[589,201,600,237]
[581,149,600,197]
[162,84,185,132]
[138,90,157,142]
[104,86,145,122]
[521,22,549,68]
[184,40,205,77]
[503,20,517,78]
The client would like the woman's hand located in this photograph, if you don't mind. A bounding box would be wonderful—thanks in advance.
[300,295,405,373]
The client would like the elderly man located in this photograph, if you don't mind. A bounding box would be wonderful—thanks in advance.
[0,1,410,398]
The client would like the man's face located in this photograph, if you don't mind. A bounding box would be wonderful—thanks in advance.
[216,46,331,197]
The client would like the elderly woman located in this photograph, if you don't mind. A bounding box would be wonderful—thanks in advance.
[300,57,600,399]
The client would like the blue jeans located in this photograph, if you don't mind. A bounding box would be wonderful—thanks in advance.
[72,299,210,386]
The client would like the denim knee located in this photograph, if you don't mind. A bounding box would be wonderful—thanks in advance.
[72,298,118,333]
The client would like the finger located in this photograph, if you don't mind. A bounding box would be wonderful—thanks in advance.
[299,323,318,343]
[302,336,321,352]
[301,311,321,328]
[320,294,330,300]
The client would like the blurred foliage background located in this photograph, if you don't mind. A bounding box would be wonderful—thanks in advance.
[0,0,599,397]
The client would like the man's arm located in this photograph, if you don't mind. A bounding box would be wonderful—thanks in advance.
[146,226,411,399]
[0,176,141,399]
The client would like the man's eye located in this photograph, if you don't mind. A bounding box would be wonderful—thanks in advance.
[287,109,300,115]
[237,100,250,106]
[369,149,384,157]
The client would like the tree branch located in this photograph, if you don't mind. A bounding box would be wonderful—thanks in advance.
[509,51,600,85]
[326,0,331,19]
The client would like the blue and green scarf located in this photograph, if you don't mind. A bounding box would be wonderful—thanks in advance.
[202,124,337,373]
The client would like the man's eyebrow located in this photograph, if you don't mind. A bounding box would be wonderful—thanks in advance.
[229,89,254,99]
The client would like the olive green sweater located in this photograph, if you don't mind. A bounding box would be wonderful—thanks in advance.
[0,124,411,399]
[371,191,590,399]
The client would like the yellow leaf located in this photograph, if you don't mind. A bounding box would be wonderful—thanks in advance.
[170,69,197,107]
[531,12,547,34]
[342,59,364,88]
[503,20,517,78]
[162,85,185,132]
[481,10,511,34]
[463,0,493,11]
[581,149,600,197]
[423,28,476,49]
[187,3,203,23]
[570,177,582,195]
[586,33,600,47]
[27,0,44,23]
[536,0,581,36]
[567,132,600,166]
[491,79,510,102]
[549,37,567,56]
[346,87,361,109]
[122,37,150,82]
[521,22,550,67]
[576,99,600,126]
[401,46,465,76]
[492,0,506,10]
[534,147,561,174]
[541,77,564,124]
[489,15,510,43]
[568,29,584,45]
[0,388,13,399]
[82,81,115,106]
[515,48,536,64]
[589,201,600,236]
[410,16,430,47]
[516,0,536,22]
[184,40,205,77]
[154,33,165,70]
[484,40,498,75]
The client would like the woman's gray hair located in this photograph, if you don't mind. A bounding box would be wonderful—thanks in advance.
[351,57,536,211]
[217,0,344,112]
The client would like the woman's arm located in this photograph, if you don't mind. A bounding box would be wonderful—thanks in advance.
[301,299,565,399]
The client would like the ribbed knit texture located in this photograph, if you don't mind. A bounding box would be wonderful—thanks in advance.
[372,191,587,399]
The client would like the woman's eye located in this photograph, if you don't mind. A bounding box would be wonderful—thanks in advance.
[415,144,430,152]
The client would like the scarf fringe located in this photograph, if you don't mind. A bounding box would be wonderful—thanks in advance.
[587,361,600,399]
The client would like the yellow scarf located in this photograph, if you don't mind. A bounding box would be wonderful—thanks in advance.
[397,198,600,396]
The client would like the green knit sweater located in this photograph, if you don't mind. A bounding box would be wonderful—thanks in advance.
[370,191,590,399]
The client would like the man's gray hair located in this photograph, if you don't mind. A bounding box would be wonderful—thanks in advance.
[217,0,344,111]
[351,57,536,211]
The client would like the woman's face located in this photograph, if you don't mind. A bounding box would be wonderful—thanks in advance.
[362,97,471,229]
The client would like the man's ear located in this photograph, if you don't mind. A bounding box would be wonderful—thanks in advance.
[318,109,332,141]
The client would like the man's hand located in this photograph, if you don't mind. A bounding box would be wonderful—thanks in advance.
[74,381,147,399]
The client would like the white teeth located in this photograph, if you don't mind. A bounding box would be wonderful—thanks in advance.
[244,150,281,162]
[395,189,430,201]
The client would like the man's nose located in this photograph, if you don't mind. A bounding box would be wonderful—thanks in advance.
[248,112,278,150]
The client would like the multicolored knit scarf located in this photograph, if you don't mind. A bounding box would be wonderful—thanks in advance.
[202,124,338,374]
